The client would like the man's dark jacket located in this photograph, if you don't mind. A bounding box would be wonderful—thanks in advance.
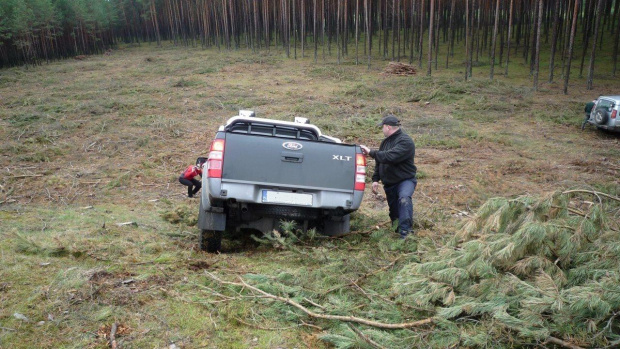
[369,129,417,187]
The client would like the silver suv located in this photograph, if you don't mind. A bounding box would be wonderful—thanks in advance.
[586,96,619,131]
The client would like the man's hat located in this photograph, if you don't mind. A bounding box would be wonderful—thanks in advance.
[377,114,401,127]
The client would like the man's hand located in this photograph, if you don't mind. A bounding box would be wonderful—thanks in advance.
[360,145,370,156]
[372,181,380,194]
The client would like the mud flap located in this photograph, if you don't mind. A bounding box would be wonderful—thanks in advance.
[198,201,226,231]
[322,214,350,237]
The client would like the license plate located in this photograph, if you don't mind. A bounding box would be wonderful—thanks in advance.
[261,190,313,206]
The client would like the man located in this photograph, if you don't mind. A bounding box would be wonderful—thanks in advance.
[360,115,417,239]
[582,99,597,130]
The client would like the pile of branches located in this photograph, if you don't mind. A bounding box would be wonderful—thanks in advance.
[396,190,620,347]
[202,189,620,348]
[382,62,417,76]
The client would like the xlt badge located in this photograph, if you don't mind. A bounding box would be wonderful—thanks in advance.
[333,155,352,161]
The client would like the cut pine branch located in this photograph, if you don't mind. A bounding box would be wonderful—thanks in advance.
[562,190,620,203]
[205,272,434,329]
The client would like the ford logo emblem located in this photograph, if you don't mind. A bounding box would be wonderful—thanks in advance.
[282,142,303,150]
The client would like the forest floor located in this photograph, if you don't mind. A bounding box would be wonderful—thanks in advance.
[0,43,619,348]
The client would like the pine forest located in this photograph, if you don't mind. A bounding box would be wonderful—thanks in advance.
[1,0,620,91]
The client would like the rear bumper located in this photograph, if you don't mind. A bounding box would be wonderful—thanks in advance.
[205,179,363,212]
[587,119,618,131]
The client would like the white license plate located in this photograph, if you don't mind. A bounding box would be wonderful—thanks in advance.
[261,190,313,206]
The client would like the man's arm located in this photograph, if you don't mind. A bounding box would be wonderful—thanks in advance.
[370,138,414,164]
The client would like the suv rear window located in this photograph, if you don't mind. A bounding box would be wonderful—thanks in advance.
[597,99,615,111]
[227,122,318,141]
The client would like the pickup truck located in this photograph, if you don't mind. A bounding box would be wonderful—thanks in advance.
[197,111,366,252]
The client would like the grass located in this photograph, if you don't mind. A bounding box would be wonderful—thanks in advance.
[0,40,619,348]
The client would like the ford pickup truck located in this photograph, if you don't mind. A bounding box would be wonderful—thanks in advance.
[197,111,366,252]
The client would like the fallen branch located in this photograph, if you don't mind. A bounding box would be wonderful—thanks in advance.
[205,272,433,330]
[562,190,620,203]
[546,336,585,349]
[303,297,326,310]
[347,323,388,349]
[553,205,587,217]
[324,255,403,295]
[109,323,118,349]
[300,320,323,331]
[233,317,302,331]
[11,174,43,178]
[597,338,620,349]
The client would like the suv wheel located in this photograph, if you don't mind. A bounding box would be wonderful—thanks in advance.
[200,229,222,253]
[594,109,608,125]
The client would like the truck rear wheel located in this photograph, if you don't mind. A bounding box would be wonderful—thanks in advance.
[200,229,222,253]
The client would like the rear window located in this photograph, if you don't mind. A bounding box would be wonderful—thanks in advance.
[597,99,615,111]
[227,122,318,141]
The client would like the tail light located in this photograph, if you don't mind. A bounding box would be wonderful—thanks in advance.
[612,110,617,119]
[207,139,225,178]
[354,153,366,191]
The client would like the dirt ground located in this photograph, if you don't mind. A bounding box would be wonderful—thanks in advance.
[2,49,618,206]
[1,44,620,349]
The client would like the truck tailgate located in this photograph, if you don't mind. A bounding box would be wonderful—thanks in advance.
[222,133,356,191]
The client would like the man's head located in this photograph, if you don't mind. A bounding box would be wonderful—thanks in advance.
[377,114,401,137]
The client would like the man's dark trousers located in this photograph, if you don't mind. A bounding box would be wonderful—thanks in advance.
[384,178,417,238]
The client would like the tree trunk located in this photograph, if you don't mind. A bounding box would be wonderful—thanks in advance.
[301,0,305,57]
[446,0,455,68]
[366,0,371,68]
[434,0,440,69]
[579,0,595,76]
[505,0,514,76]
[529,0,538,74]
[534,0,543,91]
[548,0,561,82]
[418,0,425,68]
[355,0,360,64]
[587,0,604,90]
[409,0,416,64]
[561,0,574,77]
[614,0,620,76]
[337,0,341,63]
[490,0,500,80]
[428,0,434,76]
[314,0,318,61]
[465,0,470,80]
[468,0,475,77]
[564,0,580,94]
[392,0,396,60]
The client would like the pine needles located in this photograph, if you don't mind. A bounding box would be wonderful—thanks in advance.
[400,190,620,347]
[200,190,620,348]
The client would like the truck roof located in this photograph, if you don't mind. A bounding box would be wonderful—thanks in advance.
[220,116,342,143]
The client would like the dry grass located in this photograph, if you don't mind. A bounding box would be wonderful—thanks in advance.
[0,42,619,348]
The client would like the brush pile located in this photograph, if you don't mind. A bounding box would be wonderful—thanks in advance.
[383,62,417,76]
[203,190,620,348]
[394,190,620,347]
